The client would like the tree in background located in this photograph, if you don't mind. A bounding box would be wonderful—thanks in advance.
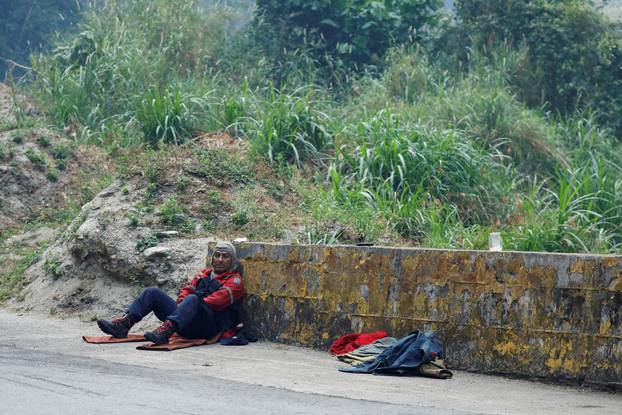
[0,0,83,78]
[454,0,622,136]
[254,0,443,81]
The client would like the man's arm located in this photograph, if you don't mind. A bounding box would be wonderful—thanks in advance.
[203,275,244,311]
[176,275,200,304]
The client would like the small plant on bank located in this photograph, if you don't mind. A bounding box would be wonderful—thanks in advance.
[158,197,188,227]
[145,183,158,200]
[25,148,47,167]
[136,234,159,252]
[207,190,221,204]
[12,132,24,144]
[0,243,47,300]
[174,175,191,191]
[47,169,59,182]
[36,135,51,147]
[126,212,140,228]
[43,256,65,279]
[231,208,249,226]
[52,144,72,160]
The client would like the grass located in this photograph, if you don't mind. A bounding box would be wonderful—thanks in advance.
[0,243,46,300]
[244,86,332,166]
[25,148,47,168]
[43,256,65,279]
[135,234,159,252]
[137,87,202,146]
[52,144,72,160]
[158,197,189,227]
[19,0,622,254]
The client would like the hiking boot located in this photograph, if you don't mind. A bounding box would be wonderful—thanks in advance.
[97,315,134,338]
[144,320,176,345]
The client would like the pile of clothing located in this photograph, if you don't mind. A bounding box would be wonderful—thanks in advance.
[330,330,453,379]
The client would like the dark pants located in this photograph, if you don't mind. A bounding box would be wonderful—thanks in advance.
[126,287,219,339]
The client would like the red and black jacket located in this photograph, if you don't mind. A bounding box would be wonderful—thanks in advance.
[177,268,245,312]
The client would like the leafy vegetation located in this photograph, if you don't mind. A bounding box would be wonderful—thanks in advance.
[255,0,443,76]
[3,0,620,253]
[453,0,622,135]
[0,242,46,300]
[0,0,83,77]
[135,234,159,252]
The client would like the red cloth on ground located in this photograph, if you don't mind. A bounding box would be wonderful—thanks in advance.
[329,330,389,355]
[82,334,146,343]
[82,333,221,351]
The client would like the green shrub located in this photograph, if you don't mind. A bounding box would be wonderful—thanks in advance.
[36,136,51,147]
[25,148,47,166]
[333,110,513,224]
[43,257,65,279]
[189,147,254,184]
[0,244,46,300]
[454,0,622,135]
[31,0,237,140]
[158,197,188,226]
[231,209,249,226]
[255,0,443,76]
[136,234,159,252]
[126,212,140,228]
[220,85,248,134]
[47,169,59,182]
[12,132,24,144]
[247,87,332,166]
[136,87,197,146]
[52,144,72,160]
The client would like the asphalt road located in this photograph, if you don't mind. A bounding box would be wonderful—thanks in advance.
[0,310,620,415]
[0,345,462,415]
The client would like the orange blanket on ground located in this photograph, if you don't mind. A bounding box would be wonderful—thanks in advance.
[82,333,221,351]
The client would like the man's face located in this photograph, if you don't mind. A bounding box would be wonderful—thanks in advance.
[212,250,232,273]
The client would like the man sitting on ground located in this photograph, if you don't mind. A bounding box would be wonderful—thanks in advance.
[97,241,244,345]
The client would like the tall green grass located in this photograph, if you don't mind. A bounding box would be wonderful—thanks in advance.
[332,109,516,223]
[244,86,332,166]
[27,1,622,254]
[31,0,245,144]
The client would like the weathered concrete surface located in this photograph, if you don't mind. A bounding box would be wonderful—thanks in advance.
[234,243,622,387]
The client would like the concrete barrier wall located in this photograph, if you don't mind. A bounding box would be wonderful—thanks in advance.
[234,242,622,386]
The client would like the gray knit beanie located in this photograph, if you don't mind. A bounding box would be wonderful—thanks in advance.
[212,241,238,271]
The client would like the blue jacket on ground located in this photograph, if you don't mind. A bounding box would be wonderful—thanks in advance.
[339,330,444,375]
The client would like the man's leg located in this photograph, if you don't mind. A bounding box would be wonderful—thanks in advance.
[97,287,176,338]
[144,294,218,344]
[174,296,219,340]
[126,287,177,323]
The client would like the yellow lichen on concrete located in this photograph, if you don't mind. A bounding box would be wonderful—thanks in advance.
[236,243,622,386]
[493,341,519,355]
[608,277,622,292]
[599,315,612,336]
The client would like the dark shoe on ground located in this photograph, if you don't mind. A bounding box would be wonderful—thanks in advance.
[144,320,176,345]
[97,315,134,338]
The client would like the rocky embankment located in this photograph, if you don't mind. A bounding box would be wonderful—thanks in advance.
[11,182,213,318]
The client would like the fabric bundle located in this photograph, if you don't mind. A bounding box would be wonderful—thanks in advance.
[333,330,453,379]
[336,337,397,365]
